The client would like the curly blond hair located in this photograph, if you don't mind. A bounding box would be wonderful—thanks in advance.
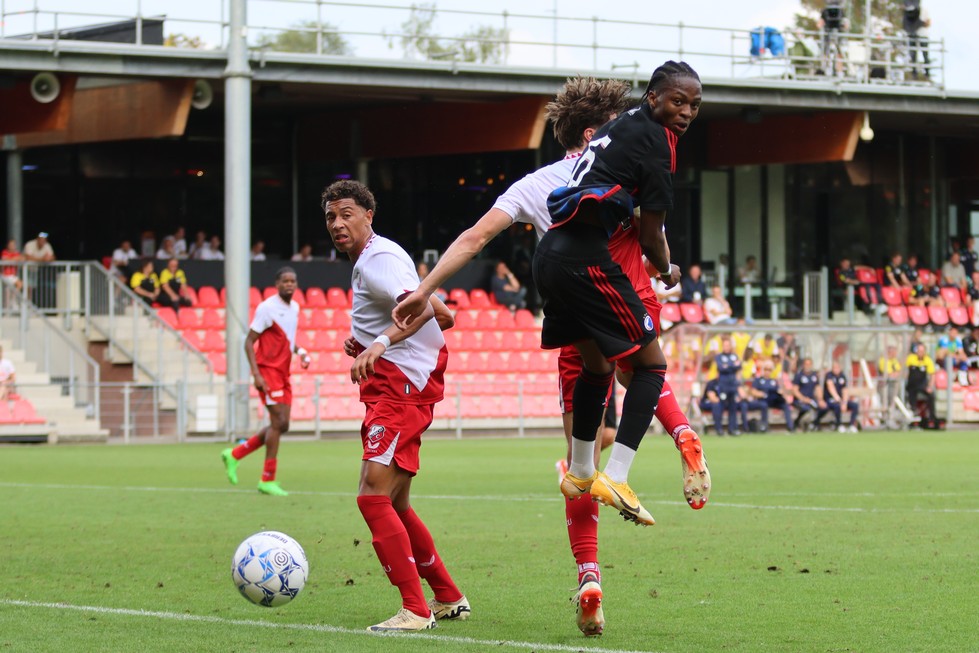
[544,76,633,150]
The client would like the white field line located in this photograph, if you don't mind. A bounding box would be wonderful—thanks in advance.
[0,599,660,653]
[0,482,977,513]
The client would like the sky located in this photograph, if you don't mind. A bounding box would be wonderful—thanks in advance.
[2,0,977,92]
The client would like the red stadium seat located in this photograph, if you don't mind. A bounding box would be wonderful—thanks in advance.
[481,331,506,351]
[949,305,970,327]
[469,289,492,309]
[928,305,949,327]
[495,310,517,330]
[181,286,199,306]
[964,390,979,411]
[901,286,914,304]
[476,310,498,330]
[327,287,348,309]
[454,311,477,330]
[508,352,530,372]
[292,288,306,307]
[263,286,277,300]
[940,286,963,307]
[201,308,224,330]
[295,330,315,351]
[887,305,909,325]
[177,309,202,330]
[907,305,930,326]
[514,309,536,330]
[310,310,331,330]
[207,352,227,375]
[10,399,45,424]
[485,352,509,372]
[880,286,903,307]
[918,269,934,286]
[156,307,179,330]
[200,330,226,353]
[448,289,470,309]
[459,331,481,351]
[330,311,351,330]
[462,352,488,373]
[249,287,263,307]
[660,302,681,324]
[313,330,337,352]
[443,330,463,351]
[305,287,327,308]
[855,266,878,284]
[197,286,222,308]
[679,303,705,323]
[297,311,312,330]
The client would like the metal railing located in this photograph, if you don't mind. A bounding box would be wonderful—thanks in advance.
[0,0,945,89]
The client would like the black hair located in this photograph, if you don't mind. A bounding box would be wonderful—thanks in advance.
[641,60,701,101]
[321,179,377,213]
[275,266,297,281]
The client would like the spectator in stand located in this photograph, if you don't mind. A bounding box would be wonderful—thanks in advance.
[2,239,24,293]
[909,327,925,354]
[129,258,160,306]
[792,357,824,430]
[751,359,795,432]
[903,0,931,79]
[704,285,738,325]
[111,239,138,278]
[903,253,921,291]
[201,235,225,261]
[816,360,859,432]
[966,272,979,326]
[170,227,188,259]
[699,378,727,435]
[878,345,903,426]
[188,231,208,259]
[251,241,267,261]
[912,275,942,307]
[777,332,801,375]
[158,258,193,311]
[156,235,177,260]
[940,251,968,291]
[490,260,527,311]
[291,244,313,262]
[883,252,909,287]
[960,236,978,278]
[23,232,55,262]
[715,336,744,435]
[750,332,779,362]
[963,326,979,369]
[0,345,15,401]
[906,342,937,423]
[837,257,882,311]
[935,326,969,386]
[680,263,707,304]
[738,255,762,284]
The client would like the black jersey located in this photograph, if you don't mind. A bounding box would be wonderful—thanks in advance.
[548,102,676,235]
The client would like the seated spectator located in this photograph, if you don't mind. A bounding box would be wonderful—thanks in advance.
[251,241,267,261]
[700,378,742,436]
[751,332,780,361]
[776,332,801,375]
[906,342,937,424]
[738,255,762,284]
[23,231,55,262]
[940,251,968,290]
[792,357,825,430]
[883,252,908,287]
[966,272,979,326]
[878,345,903,418]
[680,264,708,304]
[911,275,942,307]
[963,326,979,369]
[0,345,15,401]
[156,235,177,260]
[490,261,527,311]
[199,235,225,261]
[188,231,208,259]
[158,258,193,311]
[129,259,160,306]
[751,359,795,432]
[111,239,138,278]
[170,227,188,259]
[2,239,24,293]
[961,235,978,278]
[704,285,737,325]
[816,360,860,432]
[935,326,969,386]
[837,257,881,311]
[292,244,313,262]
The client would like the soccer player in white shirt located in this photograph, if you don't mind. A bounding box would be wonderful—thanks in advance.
[221,268,310,496]
[323,180,467,633]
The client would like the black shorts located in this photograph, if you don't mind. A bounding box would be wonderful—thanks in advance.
[533,224,657,361]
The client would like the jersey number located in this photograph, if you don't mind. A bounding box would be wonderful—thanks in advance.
[567,135,611,188]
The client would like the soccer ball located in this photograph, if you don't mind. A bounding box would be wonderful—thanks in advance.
[231,531,309,607]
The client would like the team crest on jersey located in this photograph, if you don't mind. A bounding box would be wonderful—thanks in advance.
[643,314,654,332]
[367,424,385,443]
[352,269,363,290]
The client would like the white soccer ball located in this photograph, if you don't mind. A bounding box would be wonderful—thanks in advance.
[231,531,309,607]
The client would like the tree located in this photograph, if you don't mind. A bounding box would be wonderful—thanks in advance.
[165,33,206,49]
[255,20,352,55]
[388,3,509,64]
[792,0,909,36]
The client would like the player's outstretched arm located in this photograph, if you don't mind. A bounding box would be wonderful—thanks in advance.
[392,208,512,329]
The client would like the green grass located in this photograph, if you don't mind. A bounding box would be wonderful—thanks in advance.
[1,431,977,653]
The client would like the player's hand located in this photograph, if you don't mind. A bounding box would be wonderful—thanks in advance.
[392,289,429,330]
[660,264,682,289]
[253,374,268,394]
[350,343,385,384]
[342,336,358,358]
[300,354,311,370]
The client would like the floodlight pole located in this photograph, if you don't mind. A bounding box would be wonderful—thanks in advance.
[4,146,23,247]
[224,0,252,438]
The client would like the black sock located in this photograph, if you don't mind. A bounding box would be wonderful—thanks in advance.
[615,366,666,451]
[571,368,614,443]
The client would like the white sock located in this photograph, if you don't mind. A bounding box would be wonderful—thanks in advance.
[568,437,597,478]
[603,443,637,484]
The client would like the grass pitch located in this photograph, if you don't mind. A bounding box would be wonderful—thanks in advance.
[1,430,976,653]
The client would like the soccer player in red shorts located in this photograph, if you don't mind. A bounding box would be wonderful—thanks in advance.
[325,179,468,633]
[221,267,310,496]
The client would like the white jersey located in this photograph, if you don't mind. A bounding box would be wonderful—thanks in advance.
[249,294,300,372]
[352,234,446,396]
[491,154,580,240]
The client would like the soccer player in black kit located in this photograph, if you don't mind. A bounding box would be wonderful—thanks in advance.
[535,61,701,526]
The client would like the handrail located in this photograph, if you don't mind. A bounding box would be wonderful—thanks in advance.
[0,0,946,90]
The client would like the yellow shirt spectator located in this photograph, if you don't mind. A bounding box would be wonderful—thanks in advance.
[159,267,187,287]
[130,270,159,291]
[879,355,902,376]
[905,352,934,374]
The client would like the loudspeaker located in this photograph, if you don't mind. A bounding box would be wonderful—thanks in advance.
[191,80,213,110]
[30,72,60,104]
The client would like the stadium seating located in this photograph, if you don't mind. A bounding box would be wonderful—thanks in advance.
[887,305,909,325]
[305,287,327,308]
[514,309,536,330]
[940,286,963,307]
[201,308,224,330]
[880,286,903,306]
[948,305,970,327]
[156,307,179,330]
[207,352,227,374]
[181,286,199,306]
[197,286,222,308]
[928,305,949,327]
[660,302,681,324]
[907,305,929,326]
[326,287,348,308]
[679,303,705,323]
[469,289,492,309]
[310,310,331,330]
[0,398,46,425]
[448,289,471,309]
[178,310,203,330]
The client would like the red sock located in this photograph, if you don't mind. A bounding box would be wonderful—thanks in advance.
[398,507,462,603]
[357,496,429,617]
[655,380,692,445]
[261,458,277,482]
[566,496,600,585]
[232,435,263,460]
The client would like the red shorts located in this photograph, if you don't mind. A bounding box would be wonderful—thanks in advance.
[557,295,661,410]
[258,365,292,407]
[361,401,435,475]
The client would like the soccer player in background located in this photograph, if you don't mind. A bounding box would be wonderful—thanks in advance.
[539,61,702,527]
[221,267,310,496]
[391,75,709,636]
[325,180,468,633]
